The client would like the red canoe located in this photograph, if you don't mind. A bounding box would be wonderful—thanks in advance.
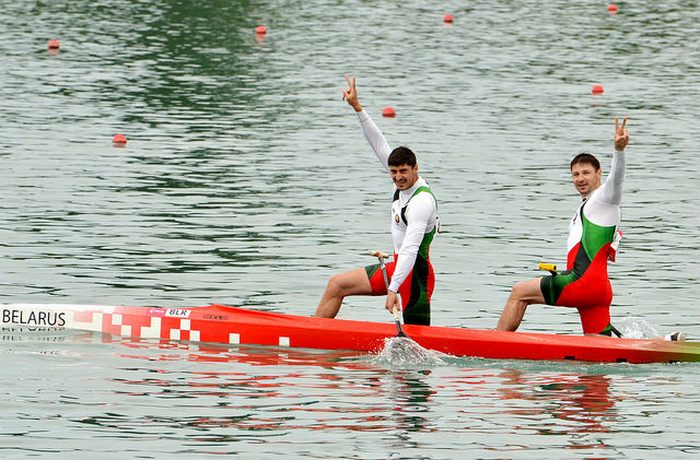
[2,303,698,364]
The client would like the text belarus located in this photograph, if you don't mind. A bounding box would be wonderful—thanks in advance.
[2,308,67,327]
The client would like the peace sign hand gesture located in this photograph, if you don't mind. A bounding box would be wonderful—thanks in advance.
[342,75,363,113]
[614,116,629,151]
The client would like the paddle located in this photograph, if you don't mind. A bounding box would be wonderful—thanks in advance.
[365,251,449,366]
[369,250,407,338]
[610,324,623,338]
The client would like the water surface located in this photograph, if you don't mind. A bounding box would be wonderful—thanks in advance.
[1,0,699,458]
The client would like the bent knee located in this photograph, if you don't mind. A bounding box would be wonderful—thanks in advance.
[326,274,346,295]
[326,272,370,297]
[510,279,543,302]
[510,281,529,297]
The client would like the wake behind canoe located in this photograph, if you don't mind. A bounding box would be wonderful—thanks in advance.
[2,303,698,364]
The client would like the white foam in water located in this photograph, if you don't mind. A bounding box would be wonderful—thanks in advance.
[615,317,661,339]
[371,337,448,367]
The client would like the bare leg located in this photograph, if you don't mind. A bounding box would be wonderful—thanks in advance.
[496,278,546,331]
[314,268,373,318]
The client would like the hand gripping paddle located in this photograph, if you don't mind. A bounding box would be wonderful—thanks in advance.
[369,250,406,337]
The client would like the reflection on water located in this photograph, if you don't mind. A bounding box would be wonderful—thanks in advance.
[3,329,698,457]
[497,369,617,450]
[0,334,441,453]
[109,337,438,434]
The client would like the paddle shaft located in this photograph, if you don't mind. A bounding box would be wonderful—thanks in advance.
[376,253,406,337]
[611,324,623,338]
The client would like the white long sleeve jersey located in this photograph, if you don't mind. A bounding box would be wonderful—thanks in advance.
[356,110,438,293]
[567,151,625,257]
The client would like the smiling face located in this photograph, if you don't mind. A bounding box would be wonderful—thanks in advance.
[571,162,602,197]
[389,163,419,191]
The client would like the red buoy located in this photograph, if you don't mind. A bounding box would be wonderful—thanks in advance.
[591,85,605,95]
[112,133,128,144]
[48,38,60,49]
[255,25,267,35]
[608,4,618,13]
[443,14,454,23]
[382,107,396,118]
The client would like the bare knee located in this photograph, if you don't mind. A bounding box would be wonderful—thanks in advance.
[326,273,353,297]
[322,268,372,301]
[510,281,529,300]
[508,278,543,305]
[326,274,351,297]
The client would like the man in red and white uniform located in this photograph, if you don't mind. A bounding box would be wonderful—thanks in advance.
[314,77,438,325]
[496,117,629,335]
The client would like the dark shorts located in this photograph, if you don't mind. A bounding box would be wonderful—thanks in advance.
[365,258,434,326]
[540,253,613,335]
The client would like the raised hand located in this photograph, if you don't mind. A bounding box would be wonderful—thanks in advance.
[342,75,363,112]
[614,116,629,151]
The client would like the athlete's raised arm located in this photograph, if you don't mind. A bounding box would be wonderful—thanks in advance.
[597,116,629,206]
[343,76,391,170]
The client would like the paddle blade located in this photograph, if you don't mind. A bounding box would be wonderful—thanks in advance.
[390,307,406,337]
[395,319,406,337]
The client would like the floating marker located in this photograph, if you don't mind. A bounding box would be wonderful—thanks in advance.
[608,4,618,13]
[255,25,267,35]
[112,133,128,144]
[382,106,396,117]
[591,84,604,94]
[47,38,60,49]
[443,13,454,23]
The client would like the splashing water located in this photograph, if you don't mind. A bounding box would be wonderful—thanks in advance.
[370,337,448,367]
[615,317,661,339]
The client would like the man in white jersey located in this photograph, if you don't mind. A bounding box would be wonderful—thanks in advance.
[496,117,629,336]
[314,77,439,325]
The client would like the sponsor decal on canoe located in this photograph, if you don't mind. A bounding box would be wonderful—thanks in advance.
[147,308,166,316]
[2,308,66,327]
[202,314,228,321]
[165,308,191,318]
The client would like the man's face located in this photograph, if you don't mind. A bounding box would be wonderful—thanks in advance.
[389,163,419,191]
[571,162,602,196]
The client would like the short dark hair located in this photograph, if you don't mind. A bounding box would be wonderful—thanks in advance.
[388,146,417,167]
[570,152,600,171]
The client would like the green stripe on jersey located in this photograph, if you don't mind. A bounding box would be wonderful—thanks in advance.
[581,212,616,262]
[406,186,437,260]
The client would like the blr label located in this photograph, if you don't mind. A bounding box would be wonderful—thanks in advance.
[2,309,66,327]
[165,308,191,318]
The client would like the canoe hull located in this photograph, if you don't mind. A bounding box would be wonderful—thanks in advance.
[2,303,698,364]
